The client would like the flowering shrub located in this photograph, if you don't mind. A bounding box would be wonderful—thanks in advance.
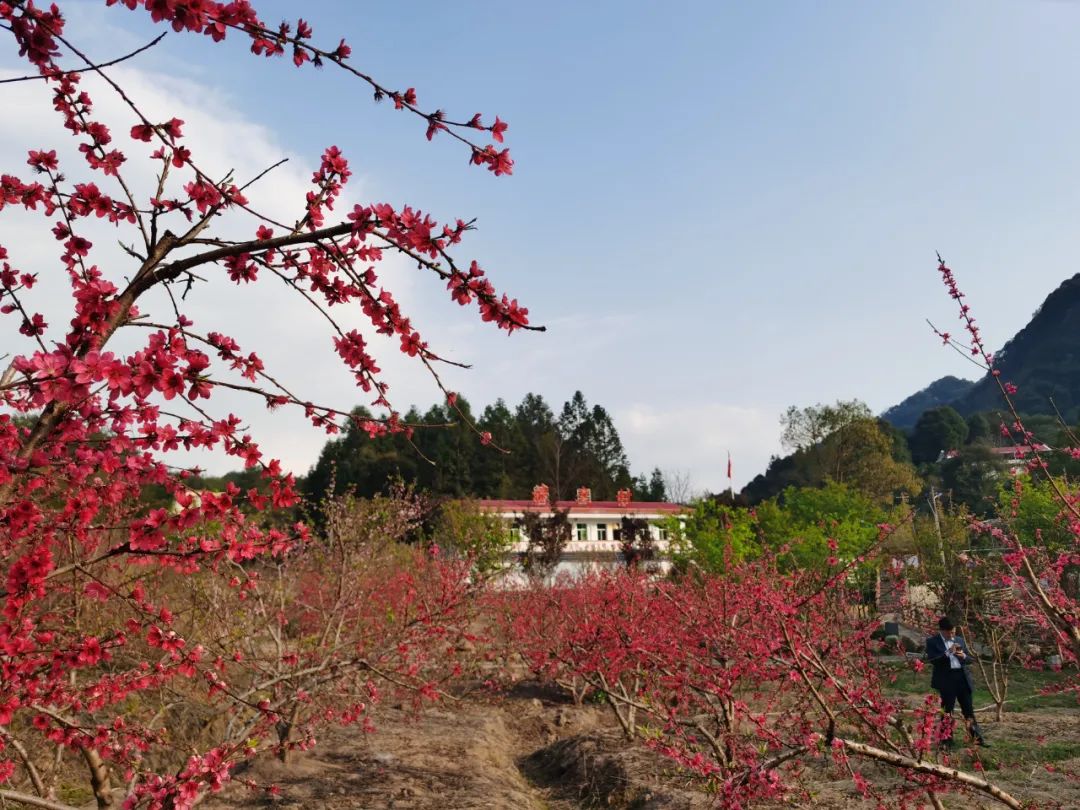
[0,2,526,806]
[493,565,1024,808]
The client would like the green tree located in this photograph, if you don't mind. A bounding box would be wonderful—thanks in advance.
[644,467,668,502]
[996,474,1077,551]
[940,444,1008,518]
[824,418,922,502]
[910,406,969,464]
[474,399,527,498]
[668,499,757,574]
[304,406,421,501]
[780,399,873,451]
[755,483,887,572]
[429,499,512,575]
[413,397,478,497]
[516,393,563,495]
[555,392,631,499]
[761,400,921,504]
[879,418,914,464]
[303,391,647,503]
[906,497,975,619]
[966,412,992,444]
[742,450,819,503]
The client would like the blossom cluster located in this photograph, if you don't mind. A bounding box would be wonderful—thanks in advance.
[0,1,527,805]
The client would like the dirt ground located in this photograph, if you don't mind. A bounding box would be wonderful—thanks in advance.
[202,683,1080,810]
[202,681,706,810]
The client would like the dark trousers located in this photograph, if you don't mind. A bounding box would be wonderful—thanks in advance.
[937,669,974,720]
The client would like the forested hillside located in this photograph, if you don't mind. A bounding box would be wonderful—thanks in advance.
[885,273,1080,424]
[949,273,1080,419]
[880,376,974,430]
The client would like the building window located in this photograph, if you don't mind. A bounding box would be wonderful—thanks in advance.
[509,522,521,542]
[596,523,607,542]
[657,526,668,541]
[576,523,588,542]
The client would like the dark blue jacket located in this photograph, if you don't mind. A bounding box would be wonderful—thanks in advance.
[925,633,975,692]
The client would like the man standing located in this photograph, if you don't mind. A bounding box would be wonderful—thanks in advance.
[925,616,990,747]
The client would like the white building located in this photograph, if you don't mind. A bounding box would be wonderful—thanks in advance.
[478,484,688,580]
[940,443,1053,470]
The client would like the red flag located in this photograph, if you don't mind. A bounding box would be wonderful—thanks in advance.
[727,451,732,481]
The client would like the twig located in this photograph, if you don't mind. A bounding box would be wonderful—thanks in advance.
[0,791,80,810]
[0,32,166,84]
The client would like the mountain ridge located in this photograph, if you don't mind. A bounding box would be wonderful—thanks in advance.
[883,272,1080,426]
[881,375,975,430]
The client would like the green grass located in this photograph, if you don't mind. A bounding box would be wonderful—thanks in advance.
[57,785,94,804]
[973,737,1080,769]
[878,663,1077,711]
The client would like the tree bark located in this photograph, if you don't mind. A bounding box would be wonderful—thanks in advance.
[0,788,82,810]
[838,737,1022,809]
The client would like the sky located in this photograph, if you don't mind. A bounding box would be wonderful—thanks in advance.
[4,1,1080,494]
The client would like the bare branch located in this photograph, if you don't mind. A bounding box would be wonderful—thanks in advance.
[0,32,166,84]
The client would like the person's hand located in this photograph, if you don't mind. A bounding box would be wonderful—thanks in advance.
[955,648,965,658]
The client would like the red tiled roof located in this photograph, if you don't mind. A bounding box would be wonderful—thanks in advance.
[476,499,687,514]
[987,444,1051,454]
[943,444,1052,460]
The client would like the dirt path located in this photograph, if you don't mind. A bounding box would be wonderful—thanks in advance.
[203,685,615,809]
[203,689,1080,809]
[205,706,540,808]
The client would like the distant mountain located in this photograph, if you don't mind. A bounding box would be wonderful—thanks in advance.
[886,273,1080,427]
[949,273,1080,420]
[881,376,975,430]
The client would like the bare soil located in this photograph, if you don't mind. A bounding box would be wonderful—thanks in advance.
[202,684,1080,810]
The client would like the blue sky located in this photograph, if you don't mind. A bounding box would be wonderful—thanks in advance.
[6,1,1080,492]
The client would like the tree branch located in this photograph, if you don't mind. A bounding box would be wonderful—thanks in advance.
[0,32,166,84]
[0,789,81,810]
[838,737,1022,809]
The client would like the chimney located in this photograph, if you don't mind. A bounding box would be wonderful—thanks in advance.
[531,483,550,507]
[616,488,632,507]
[575,487,591,505]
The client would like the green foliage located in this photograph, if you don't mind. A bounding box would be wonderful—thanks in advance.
[429,499,513,575]
[910,406,969,464]
[668,499,757,574]
[741,448,820,503]
[780,399,872,451]
[906,500,979,620]
[939,443,1009,518]
[303,405,422,502]
[833,419,923,502]
[303,391,648,504]
[879,419,913,465]
[553,391,633,500]
[745,400,922,505]
[677,483,893,577]
[632,467,667,502]
[965,412,992,444]
[755,482,887,571]
[997,475,1078,551]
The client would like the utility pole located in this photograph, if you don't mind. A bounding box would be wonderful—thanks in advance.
[928,487,948,570]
